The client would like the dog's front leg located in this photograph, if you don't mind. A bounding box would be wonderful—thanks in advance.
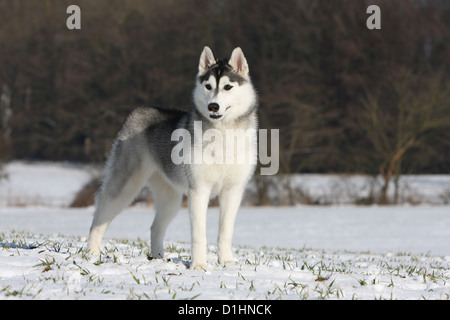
[188,187,210,270]
[217,185,245,265]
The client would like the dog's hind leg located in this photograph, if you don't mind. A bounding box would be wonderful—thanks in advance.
[148,173,182,259]
[88,142,153,255]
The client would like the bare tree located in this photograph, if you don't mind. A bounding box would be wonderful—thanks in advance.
[360,69,450,204]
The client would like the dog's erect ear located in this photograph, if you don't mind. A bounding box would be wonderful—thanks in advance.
[229,47,249,78]
[198,46,216,75]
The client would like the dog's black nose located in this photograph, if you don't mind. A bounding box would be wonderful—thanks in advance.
[208,103,220,113]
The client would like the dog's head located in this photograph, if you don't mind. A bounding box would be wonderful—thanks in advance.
[193,46,257,123]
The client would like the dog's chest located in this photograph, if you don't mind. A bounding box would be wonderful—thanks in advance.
[190,128,256,194]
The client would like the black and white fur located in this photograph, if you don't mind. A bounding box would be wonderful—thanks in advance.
[88,46,258,269]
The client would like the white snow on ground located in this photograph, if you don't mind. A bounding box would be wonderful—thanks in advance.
[290,174,450,205]
[2,205,450,256]
[1,230,449,300]
[0,161,93,207]
[0,161,449,300]
[1,161,450,207]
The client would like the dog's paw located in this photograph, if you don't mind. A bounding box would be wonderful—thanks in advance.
[219,259,236,266]
[218,252,235,266]
[190,261,208,270]
[147,251,164,261]
[87,244,101,256]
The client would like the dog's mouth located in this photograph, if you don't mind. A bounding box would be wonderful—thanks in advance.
[208,106,231,120]
[209,113,223,120]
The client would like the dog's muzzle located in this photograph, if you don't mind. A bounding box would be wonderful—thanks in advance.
[208,103,222,119]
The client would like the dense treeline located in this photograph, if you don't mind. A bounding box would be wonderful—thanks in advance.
[1,0,450,177]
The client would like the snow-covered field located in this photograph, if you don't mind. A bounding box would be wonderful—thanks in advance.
[0,161,450,300]
[0,161,94,207]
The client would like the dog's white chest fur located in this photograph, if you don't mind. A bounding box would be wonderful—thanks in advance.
[190,124,257,197]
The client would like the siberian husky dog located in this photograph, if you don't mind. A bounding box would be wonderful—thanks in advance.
[88,46,258,269]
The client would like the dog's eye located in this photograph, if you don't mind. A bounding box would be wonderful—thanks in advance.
[224,84,233,91]
[205,84,212,90]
